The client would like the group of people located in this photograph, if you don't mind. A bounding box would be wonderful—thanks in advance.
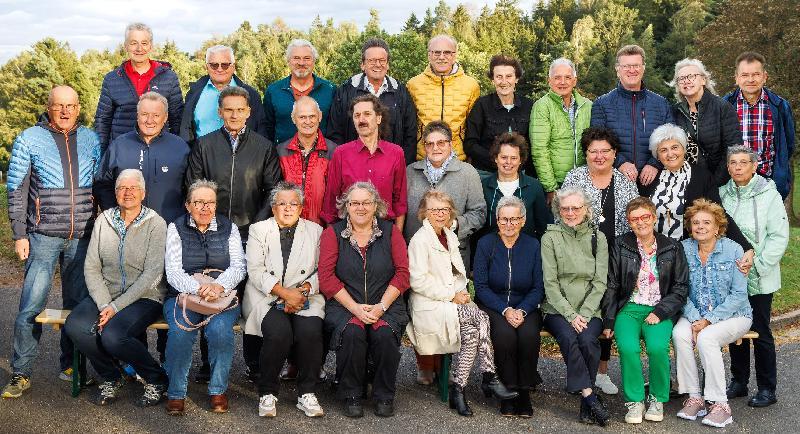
[2,21,794,429]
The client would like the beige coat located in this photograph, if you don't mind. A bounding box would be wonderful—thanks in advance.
[406,219,468,355]
[242,218,324,336]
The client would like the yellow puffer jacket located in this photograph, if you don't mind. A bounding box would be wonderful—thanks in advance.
[407,65,481,161]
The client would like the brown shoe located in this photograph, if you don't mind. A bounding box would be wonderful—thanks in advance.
[210,394,229,413]
[166,399,185,416]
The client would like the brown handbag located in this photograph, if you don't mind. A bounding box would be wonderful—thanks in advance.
[173,270,239,332]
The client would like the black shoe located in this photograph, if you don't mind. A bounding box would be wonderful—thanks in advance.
[449,384,473,417]
[579,399,595,424]
[374,399,395,417]
[135,383,166,407]
[514,391,533,418]
[480,372,518,400]
[500,398,515,416]
[583,394,609,427]
[194,364,211,384]
[748,389,777,407]
[726,380,748,399]
[92,379,125,406]
[344,397,364,418]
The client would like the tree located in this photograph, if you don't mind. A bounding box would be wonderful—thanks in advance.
[403,12,421,33]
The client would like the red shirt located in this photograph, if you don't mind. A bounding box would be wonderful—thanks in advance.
[320,139,408,224]
[124,60,160,96]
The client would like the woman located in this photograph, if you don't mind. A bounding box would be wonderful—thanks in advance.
[162,179,246,415]
[408,191,516,417]
[480,132,549,241]
[720,145,789,408]
[562,126,638,394]
[243,182,326,418]
[473,196,544,417]
[405,120,487,385]
[464,54,534,175]
[669,58,741,186]
[540,187,610,426]
[602,197,688,424]
[94,22,183,151]
[318,182,410,418]
[673,199,753,428]
[64,169,168,407]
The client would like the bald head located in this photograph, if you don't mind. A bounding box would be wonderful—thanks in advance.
[48,86,79,106]
[47,85,80,132]
[291,96,322,139]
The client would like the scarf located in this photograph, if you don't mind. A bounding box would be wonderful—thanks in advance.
[423,151,456,187]
[652,161,691,239]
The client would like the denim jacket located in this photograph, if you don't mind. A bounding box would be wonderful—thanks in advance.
[681,237,752,323]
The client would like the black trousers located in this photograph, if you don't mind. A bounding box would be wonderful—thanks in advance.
[65,297,167,385]
[336,324,401,401]
[258,308,323,396]
[481,305,542,390]
[543,313,603,393]
[729,293,777,392]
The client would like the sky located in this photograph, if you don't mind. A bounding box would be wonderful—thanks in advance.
[0,0,538,64]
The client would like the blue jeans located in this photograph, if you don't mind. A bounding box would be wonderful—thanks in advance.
[11,233,89,377]
[163,297,240,399]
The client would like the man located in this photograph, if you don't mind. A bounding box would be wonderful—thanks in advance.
[277,96,337,225]
[407,35,480,162]
[531,58,593,204]
[186,86,282,379]
[3,86,101,398]
[591,44,674,189]
[328,38,417,164]
[320,94,407,230]
[723,51,795,199]
[263,39,336,145]
[180,45,267,147]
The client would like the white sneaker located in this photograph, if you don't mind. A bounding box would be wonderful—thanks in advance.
[297,393,325,417]
[624,401,645,424]
[645,394,664,421]
[595,373,619,395]
[259,394,277,417]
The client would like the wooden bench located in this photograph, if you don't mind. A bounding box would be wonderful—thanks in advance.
[35,308,242,397]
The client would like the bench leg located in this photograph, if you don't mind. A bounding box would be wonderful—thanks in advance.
[71,349,80,397]
[438,354,451,403]
[79,352,87,390]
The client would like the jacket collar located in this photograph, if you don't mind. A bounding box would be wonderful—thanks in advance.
[726,86,784,107]
[485,172,535,190]
[490,91,522,110]
[617,231,676,255]
[615,81,649,99]
[410,157,464,173]
[280,73,323,92]
[115,59,171,77]
[350,73,398,93]
[286,129,328,153]
[37,114,80,136]
[422,64,465,83]
[546,89,588,108]
[677,87,714,115]
[723,173,773,198]
[134,125,165,144]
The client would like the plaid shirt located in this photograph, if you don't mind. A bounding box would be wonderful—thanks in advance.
[737,89,774,176]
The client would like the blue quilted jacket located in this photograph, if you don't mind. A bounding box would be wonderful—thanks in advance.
[591,82,675,170]
[94,60,184,151]
[7,119,101,240]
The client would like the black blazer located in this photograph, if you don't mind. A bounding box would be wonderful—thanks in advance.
[463,92,534,174]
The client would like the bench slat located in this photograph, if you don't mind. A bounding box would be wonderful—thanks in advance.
[35,309,241,331]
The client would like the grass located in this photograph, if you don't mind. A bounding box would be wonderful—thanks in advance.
[0,186,15,261]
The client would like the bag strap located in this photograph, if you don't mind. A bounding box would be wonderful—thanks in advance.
[591,228,597,258]
[172,293,240,332]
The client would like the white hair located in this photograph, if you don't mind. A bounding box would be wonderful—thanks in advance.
[668,58,717,102]
[428,34,458,51]
[291,95,322,119]
[496,195,527,220]
[116,169,146,192]
[124,23,152,44]
[137,91,168,114]
[648,123,688,158]
[552,186,593,223]
[205,45,235,64]
[285,39,318,63]
[549,58,577,79]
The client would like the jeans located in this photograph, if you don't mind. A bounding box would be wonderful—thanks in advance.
[163,297,240,399]
[614,303,673,402]
[64,297,167,384]
[543,313,603,393]
[730,293,776,392]
[11,233,90,377]
[258,308,323,397]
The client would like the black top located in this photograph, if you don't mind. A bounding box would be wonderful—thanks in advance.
[279,225,296,282]
[598,181,616,246]
[463,92,534,174]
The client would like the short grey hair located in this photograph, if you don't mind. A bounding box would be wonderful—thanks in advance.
[285,39,318,63]
[218,86,250,108]
[552,186,593,223]
[137,91,168,114]
[496,196,527,220]
[428,34,458,51]
[269,181,305,207]
[124,23,153,44]
[205,45,235,64]
[727,145,758,163]
[549,57,577,79]
[335,181,387,220]
[115,169,146,192]
[291,95,322,119]
[186,179,218,203]
[669,58,717,102]
[649,123,688,158]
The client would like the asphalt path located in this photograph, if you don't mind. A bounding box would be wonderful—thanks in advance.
[1,285,798,433]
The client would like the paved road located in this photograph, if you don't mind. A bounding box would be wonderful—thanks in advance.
[1,285,798,433]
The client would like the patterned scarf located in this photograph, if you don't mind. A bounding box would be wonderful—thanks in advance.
[652,161,691,240]
[424,151,456,187]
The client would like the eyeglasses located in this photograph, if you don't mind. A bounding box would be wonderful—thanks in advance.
[498,217,524,225]
[50,104,78,112]
[365,58,388,66]
[291,56,313,63]
[115,186,142,193]
[207,62,232,71]
[738,72,764,80]
[559,205,585,214]
[424,139,451,148]
[628,214,654,223]
[348,200,375,208]
[427,207,451,215]
[429,50,456,58]
[618,63,644,71]
[677,73,703,83]
[190,200,217,209]
[275,201,301,208]
[588,148,614,156]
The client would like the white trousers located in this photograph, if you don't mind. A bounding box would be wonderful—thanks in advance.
[672,316,752,402]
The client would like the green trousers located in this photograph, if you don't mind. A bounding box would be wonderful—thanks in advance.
[614,302,673,403]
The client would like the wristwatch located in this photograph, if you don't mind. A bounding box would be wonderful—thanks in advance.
[300,283,310,297]
[380,302,388,312]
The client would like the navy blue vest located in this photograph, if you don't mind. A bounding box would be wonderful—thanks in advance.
[166,213,232,298]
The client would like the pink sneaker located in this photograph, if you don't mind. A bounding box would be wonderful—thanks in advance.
[702,402,733,428]
[677,396,707,420]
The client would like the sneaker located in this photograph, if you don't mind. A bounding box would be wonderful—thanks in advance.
[644,395,664,422]
[59,367,73,382]
[297,393,324,417]
[595,373,618,395]
[259,394,277,417]
[701,402,733,428]
[1,373,30,398]
[135,383,166,407]
[677,396,707,420]
[624,401,645,424]
[93,379,125,406]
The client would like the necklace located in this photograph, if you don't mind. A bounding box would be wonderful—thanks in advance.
[598,186,609,223]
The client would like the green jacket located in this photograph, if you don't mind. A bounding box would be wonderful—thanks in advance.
[540,220,608,321]
[530,90,592,192]
[719,174,790,295]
